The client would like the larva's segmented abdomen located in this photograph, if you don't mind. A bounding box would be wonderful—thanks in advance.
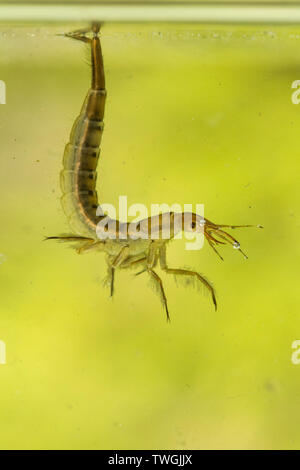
[60,88,106,237]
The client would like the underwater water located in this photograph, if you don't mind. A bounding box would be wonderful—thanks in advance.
[0,22,300,449]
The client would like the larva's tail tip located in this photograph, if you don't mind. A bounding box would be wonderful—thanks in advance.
[257,224,264,229]
[92,22,101,34]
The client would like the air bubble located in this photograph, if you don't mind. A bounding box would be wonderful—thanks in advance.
[233,242,240,249]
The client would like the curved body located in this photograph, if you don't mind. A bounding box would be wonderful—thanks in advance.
[48,25,260,321]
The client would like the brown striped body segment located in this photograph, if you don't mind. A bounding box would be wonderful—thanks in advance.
[60,34,107,238]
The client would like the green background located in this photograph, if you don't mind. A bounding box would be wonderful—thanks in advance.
[0,23,299,449]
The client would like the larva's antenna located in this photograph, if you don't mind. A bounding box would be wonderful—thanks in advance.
[207,237,224,261]
[217,224,264,229]
[232,241,248,260]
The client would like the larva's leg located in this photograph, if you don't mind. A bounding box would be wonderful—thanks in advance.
[76,239,103,254]
[148,268,170,322]
[45,235,102,254]
[109,265,115,298]
[122,256,147,269]
[46,236,107,257]
[103,262,113,294]
[45,236,94,243]
[117,254,169,321]
[109,268,115,297]
[104,255,147,297]
[147,241,159,267]
[109,245,130,297]
[159,245,217,311]
[141,243,169,320]
[135,242,159,276]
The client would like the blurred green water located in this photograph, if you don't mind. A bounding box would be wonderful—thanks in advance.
[0,23,300,449]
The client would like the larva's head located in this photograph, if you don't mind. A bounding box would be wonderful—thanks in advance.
[182,212,262,260]
[181,212,206,233]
